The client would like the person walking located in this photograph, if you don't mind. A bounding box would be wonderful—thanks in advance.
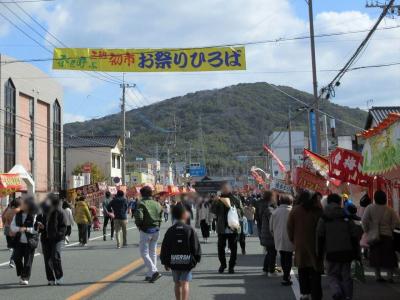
[270,195,294,285]
[161,204,202,300]
[1,198,21,268]
[102,191,115,241]
[316,194,361,300]
[255,191,273,238]
[260,192,277,277]
[163,200,171,222]
[197,199,211,243]
[134,186,163,282]
[287,191,323,300]
[36,193,67,286]
[108,190,129,248]
[74,196,92,246]
[10,197,39,285]
[62,200,74,244]
[362,190,400,283]
[243,202,255,236]
[210,183,243,274]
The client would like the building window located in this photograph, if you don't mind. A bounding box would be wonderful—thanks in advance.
[29,137,34,161]
[117,155,121,169]
[112,153,116,168]
[53,100,61,191]
[4,79,16,172]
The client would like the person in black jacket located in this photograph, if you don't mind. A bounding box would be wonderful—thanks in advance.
[36,193,67,285]
[161,203,201,300]
[316,193,360,300]
[107,190,128,248]
[10,196,39,285]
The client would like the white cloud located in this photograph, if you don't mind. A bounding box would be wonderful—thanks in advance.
[32,0,400,111]
[63,112,87,124]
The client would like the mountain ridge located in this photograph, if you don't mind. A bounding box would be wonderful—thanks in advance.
[64,82,367,175]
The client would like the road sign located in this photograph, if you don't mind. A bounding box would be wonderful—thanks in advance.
[189,166,206,177]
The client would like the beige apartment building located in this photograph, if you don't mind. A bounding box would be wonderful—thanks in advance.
[64,136,122,188]
[0,54,63,198]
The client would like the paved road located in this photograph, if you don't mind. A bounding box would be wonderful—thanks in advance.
[1,218,400,299]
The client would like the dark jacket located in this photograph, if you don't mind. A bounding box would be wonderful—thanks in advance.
[160,221,201,271]
[36,203,67,243]
[316,203,360,263]
[108,196,128,220]
[260,205,275,247]
[210,193,243,234]
[15,212,39,249]
[255,199,270,228]
[287,204,323,272]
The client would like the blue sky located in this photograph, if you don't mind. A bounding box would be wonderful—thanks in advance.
[0,0,399,123]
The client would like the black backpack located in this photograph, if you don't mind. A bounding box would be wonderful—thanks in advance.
[166,223,197,271]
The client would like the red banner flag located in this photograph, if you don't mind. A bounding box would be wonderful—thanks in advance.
[329,148,371,187]
[263,144,287,173]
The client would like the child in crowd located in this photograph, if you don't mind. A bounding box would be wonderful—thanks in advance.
[90,206,101,231]
[62,201,74,244]
[161,203,201,300]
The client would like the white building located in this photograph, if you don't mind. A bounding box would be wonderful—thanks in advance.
[269,131,307,180]
[64,136,122,188]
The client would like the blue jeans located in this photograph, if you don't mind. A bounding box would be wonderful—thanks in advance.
[247,220,254,235]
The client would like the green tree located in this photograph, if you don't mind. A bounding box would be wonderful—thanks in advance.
[72,162,106,183]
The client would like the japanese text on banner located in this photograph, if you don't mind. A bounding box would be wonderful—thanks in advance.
[52,47,246,72]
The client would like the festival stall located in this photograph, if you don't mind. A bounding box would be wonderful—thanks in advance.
[360,112,400,213]
[0,174,24,229]
[292,149,330,195]
[328,147,372,206]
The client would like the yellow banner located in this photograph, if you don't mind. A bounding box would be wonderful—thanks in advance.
[53,47,246,72]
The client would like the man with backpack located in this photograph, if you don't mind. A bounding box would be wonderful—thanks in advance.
[316,193,361,300]
[134,186,163,283]
[210,183,243,274]
[161,203,201,300]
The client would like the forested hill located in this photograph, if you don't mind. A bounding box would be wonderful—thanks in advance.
[64,82,367,175]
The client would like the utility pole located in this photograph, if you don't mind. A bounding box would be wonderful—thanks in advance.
[288,106,293,172]
[307,0,321,154]
[366,1,400,15]
[198,115,207,173]
[120,76,135,185]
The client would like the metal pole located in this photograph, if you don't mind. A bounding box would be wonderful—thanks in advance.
[120,79,135,185]
[288,106,293,172]
[324,114,329,156]
[121,82,126,185]
[307,108,311,149]
[307,0,321,154]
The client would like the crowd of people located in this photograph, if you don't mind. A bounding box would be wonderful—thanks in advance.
[1,184,400,300]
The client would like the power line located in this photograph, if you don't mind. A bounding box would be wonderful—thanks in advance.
[320,0,396,100]
[1,24,399,66]
[0,0,54,3]
[265,83,364,130]
[0,4,122,85]
[11,1,123,84]
[2,61,399,80]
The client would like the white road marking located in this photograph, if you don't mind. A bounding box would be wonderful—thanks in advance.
[0,226,137,267]
[290,269,301,300]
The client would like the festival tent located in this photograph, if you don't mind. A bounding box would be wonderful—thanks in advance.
[361,113,400,180]
[360,113,400,212]
[8,164,35,195]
